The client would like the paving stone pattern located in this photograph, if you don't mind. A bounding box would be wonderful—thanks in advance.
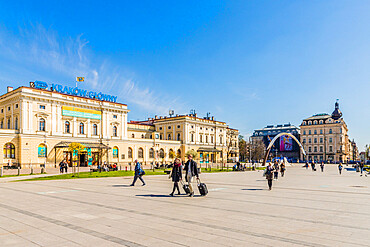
[0,165,369,246]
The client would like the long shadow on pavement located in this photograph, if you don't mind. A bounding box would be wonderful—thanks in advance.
[136,194,202,198]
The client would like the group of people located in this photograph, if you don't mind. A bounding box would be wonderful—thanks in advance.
[130,154,200,197]
[58,159,68,173]
[265,160,286,190]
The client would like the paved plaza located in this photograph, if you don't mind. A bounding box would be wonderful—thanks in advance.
[0,165,369,246]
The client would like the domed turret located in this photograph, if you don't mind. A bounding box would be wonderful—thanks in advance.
[331,100,342,120]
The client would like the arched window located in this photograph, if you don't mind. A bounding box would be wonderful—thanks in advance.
[38,144,47,158]
[200,135,203,142]
[93,124,98,135]
[168,134,171,140]
[149,148,154,158]
[128,147,133,159]
[14,118,18,130]
[7,118,10,129]
[138,148,143,158]
[177,149,181,158]
[39,118,45,131]
[211,136,213,143]
[132,134,135,138]
[65,121,70,133]
[206,135,208,143]
[113,126,117,137]
[79,123,84,134]
[113,146,119,158]
[191,134,194,142]
[3,143,15,159]
[159,148,164,158]
[177,133,181,141]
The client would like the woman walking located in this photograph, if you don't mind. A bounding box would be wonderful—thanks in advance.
[280,163,286,177]
[169,158,183,196]
[266,163,274,190]
[273,161,279,180]
[338,163,343,175]
[320,162,324,172]
[130,159,146,186]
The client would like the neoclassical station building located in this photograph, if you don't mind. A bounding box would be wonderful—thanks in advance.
[0,82,239,168]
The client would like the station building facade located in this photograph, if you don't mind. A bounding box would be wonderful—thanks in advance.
[0,84,239,168]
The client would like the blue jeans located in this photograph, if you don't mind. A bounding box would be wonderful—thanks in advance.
[132,175,145,185]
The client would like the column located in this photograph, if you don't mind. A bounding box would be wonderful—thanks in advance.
[28,101,33,133]
[73,117,77,137]
[87,119,91,137]
[51,103,57,134]
[21,100,28,133]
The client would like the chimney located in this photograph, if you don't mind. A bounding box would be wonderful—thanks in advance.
[7,87,13,93]
[212,117,214,121]
[194,114,197,117]
[155,115,158,119]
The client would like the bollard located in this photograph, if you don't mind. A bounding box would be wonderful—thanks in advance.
[17,167,20,176]
[0,166,3,177]
[120,165,122,171]
[227,164,229,172]
[41,167,44,174]
[30,167,33,174]
[125,166,127,171]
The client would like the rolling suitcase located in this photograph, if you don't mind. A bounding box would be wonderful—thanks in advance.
[197,178,208,196]
[181,180,191,194]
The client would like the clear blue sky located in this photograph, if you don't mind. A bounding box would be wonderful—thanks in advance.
[0,1,369,151]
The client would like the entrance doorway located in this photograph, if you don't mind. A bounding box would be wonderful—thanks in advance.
[92,152,100,166]
[63,151,72,167]
[80,153,87,166]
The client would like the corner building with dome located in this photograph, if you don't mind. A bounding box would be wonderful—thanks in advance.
[300,101,358,163]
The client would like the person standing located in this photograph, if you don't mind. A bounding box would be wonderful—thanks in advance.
[359,162,364,176]
[169,158,182,196]
[338,163,343,175]
[184,154,199,197]
[280,163,285,177]
[130,159,146,186]
[311,161,316,171]
[273,161,279,180]
[320,162,324,172]
[59,160,64,173]
[266,163,274,190]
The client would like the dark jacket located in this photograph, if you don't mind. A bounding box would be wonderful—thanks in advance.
[266,166,274,180]
[184,160,198,179]
[171,165,182,182]
[134,162,143,176]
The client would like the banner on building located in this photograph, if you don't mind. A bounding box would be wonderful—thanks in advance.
[280,135,293,151]
[62,106,101,120]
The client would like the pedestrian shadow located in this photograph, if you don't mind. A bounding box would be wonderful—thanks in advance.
[112,185,132,187]
[136,194,201,198]
[255,180,266,181]
[241,188,263,191]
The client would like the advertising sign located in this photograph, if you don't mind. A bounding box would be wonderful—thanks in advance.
[280,135,293,151]
[32,80,118,103]
[62,106,101,120]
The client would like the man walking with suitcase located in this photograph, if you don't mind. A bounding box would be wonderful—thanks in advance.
[184,154,199,197]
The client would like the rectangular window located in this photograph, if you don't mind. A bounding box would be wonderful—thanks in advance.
[113,115,117,119]
[39,105,45,110]
[15,104,18,109]
[320,138,323,143]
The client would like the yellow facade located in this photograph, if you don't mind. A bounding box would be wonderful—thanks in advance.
[300,114,350,163]
[0,85,239,168]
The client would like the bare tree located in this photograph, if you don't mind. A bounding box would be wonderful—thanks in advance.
[251,139,265,162]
